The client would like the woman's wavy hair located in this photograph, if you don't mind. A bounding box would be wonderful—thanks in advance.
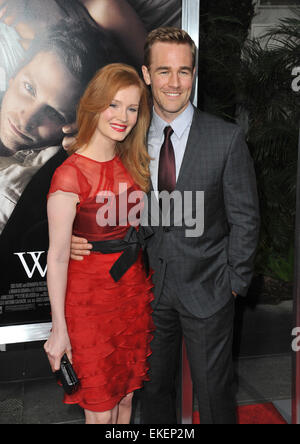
[69,63,151,192]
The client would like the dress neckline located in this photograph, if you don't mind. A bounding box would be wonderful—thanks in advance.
[74,152,117,164]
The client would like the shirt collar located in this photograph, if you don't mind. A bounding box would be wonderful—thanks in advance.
[152,102,194,139]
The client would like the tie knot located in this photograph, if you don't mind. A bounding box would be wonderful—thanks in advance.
[164,126,174,140]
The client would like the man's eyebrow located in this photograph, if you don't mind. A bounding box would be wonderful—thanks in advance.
[45,104,68,122]
[56,107,68,120]
[180,66,193,71]
[61,108,74,123]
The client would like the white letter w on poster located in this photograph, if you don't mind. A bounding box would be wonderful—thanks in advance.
[14,251,47,278]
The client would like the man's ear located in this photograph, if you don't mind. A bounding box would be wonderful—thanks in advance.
[142,65,151,86]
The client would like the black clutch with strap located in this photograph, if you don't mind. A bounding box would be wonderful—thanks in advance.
[55,354,80,395]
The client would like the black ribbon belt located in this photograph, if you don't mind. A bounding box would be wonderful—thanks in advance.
[90,226,154,282]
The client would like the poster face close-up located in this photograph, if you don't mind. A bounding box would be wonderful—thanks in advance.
[0,0,182,326]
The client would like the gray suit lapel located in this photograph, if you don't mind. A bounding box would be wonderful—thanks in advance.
[175,107,204,193]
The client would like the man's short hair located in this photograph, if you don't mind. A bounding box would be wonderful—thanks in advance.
[144,27,197,69]
[17,18,121,89]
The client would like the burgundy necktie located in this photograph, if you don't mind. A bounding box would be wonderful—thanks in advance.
[158,126,176,194]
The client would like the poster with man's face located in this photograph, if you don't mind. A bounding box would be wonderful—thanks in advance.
[0,0,181,326]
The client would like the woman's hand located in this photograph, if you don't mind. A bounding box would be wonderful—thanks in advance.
[44,328,72,372]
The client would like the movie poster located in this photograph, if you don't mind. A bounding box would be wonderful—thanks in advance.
[0,0,181,326]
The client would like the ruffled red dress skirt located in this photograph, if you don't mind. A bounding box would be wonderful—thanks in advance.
[64,250,154,412]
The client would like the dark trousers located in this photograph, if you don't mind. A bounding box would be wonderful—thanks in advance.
[140,282,237,424]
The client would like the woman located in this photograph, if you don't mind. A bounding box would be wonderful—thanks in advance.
[44,63,154,425]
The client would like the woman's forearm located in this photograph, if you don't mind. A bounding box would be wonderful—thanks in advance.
[47,253,69,331]
[45,192,78,370]
[46,193,78,330]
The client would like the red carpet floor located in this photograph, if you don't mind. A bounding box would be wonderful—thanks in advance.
[193,403,287,424]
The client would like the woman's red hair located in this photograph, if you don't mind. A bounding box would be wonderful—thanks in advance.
[69,63,151,192]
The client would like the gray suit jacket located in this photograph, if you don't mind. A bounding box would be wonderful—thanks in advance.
[145,107,260,318]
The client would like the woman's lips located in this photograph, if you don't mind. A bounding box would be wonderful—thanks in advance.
[110,123,127,133]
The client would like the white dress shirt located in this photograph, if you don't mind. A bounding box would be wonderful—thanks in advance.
[148,102,194,193]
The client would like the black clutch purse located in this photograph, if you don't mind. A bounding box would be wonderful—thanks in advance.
[55,354,80,395]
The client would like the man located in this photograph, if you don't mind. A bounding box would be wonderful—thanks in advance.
[0,20,116,234]
[71,27,260,424]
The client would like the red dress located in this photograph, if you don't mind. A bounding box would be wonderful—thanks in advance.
[48,153,154,412]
